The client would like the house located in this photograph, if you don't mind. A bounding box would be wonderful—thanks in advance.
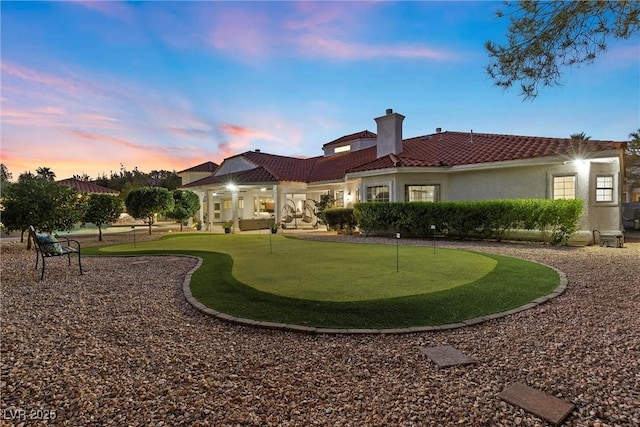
[179,109,626,244]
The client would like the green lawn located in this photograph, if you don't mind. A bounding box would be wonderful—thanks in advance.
[86,233,559,328]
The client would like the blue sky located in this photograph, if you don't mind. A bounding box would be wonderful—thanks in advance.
[1,1,638,180]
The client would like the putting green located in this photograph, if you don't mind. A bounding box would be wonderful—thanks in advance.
[233,242,496,302]
[98,234,496,301]
[90,233,559,328]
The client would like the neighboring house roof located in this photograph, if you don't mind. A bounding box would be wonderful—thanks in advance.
[348,131,625,173]
[57,178,120,194]
[177,161,218,174]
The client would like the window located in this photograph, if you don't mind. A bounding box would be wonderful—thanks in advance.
[366,185,389,202]
[405,185,440,202]
[335,190,344,207]
[223,199,244,209]
[596,176,614,202]
[334,145,351,153]
[254,196,275,215]
[553,176,576,200]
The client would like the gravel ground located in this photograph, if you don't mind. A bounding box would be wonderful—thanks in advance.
[1,232,639,426]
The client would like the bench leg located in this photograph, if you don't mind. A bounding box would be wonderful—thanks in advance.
[40,257,46,280]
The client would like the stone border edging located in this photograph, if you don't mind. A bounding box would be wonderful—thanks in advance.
[180,254,568,335]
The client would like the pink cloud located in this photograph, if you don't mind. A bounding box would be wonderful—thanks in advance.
[1,62,84,96]
[208,7,274,58]
[200,2,456,62]
[219,123,274,140]
[295,35,454,61]
[71,0,134,23]
[70,129,153,151]
[1,105,119,130]
[216,122,283,157]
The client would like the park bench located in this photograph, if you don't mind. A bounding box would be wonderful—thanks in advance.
[29,226,83,280]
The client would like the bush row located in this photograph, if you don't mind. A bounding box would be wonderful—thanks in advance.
[350,199,583,245]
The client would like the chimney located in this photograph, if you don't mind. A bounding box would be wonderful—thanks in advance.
[375,108,405,158]
[436,127,442,133]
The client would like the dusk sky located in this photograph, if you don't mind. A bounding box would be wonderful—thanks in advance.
[1,1,638,181]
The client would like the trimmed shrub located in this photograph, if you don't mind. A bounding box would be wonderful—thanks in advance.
[353,199,583,245]
[323,208,356,234]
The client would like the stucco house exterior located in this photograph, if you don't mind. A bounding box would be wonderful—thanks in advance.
[179,109,626,244]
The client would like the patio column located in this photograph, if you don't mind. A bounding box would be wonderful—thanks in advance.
[198,192,204,223]
[206,189,215,230]
[273,185,279,224]
[231,188,239,232]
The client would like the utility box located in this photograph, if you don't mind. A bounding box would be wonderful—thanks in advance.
[621,203,640,230]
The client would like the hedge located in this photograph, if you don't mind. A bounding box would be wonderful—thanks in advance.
[353,199,583,245]
[323,208,357,234]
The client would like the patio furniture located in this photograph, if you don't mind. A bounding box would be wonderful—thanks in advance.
[29,225,82,280]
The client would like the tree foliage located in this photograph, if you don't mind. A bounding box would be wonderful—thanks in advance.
[569,132,591,140]
[1,175,86,242]
[626,129,640,199]
[94,164,182,199]
[166,190,200,231]
[0,164,12,194]
[83,194,123,241]
[125,186,174,235]
[36,166,56,181]
[486,1,640,99]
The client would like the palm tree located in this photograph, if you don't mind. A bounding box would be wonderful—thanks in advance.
[569,132,591,140]
[628,129,640,155]
[36,167,56,181]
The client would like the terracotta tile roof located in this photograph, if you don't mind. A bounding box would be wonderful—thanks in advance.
[308,147,378,182]
[322,130,376,148]
[181,166,279,188]
[57,178,119,194]
[348,131,625,173]
[178,131,625,186]
[177,161,218,174]
[241,151,318,182]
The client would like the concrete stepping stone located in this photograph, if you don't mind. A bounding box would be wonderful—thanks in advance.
[499,383,574,426]
[419,345,476,368]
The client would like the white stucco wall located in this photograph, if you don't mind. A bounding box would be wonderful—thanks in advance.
[214,157,256,176]
[354,157,622,235]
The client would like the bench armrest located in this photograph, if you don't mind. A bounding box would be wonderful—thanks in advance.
[54,235,82,252]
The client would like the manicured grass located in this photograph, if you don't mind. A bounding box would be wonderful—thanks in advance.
[86,233,559,329]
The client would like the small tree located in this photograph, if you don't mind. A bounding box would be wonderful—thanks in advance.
[83,194,123,241]
[166,190,200,231]
[315,193,336,226]
[1,175,85,243]
[125,186,174,235]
